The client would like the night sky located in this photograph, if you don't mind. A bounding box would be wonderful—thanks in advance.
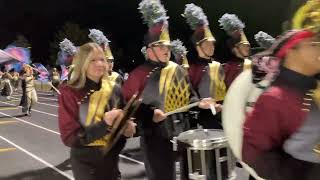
[0,0,306,72]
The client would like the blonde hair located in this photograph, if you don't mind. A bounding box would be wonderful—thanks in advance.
[68,42,106,89]
[22,64,33,75]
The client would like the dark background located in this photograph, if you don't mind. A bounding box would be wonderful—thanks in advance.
[0,0,307,72]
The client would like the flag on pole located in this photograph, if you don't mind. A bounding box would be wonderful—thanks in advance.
[4,46,31,64]
[60,65,69,81]
[32,63,49,82]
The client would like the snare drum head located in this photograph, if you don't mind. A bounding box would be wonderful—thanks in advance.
[177,129,226,146]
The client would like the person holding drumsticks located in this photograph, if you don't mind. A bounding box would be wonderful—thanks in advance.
[19,64,38,116]
[122,1,220,179]
[183,3,225,129]
[58,42,136,180]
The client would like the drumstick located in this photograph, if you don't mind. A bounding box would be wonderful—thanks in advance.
[210,104,216,115]
[164,101,200,116]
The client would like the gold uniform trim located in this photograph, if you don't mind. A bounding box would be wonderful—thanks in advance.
[243,59,252,71]
[108,71,120,83]
[312,81,320,109]
[196,26,216,45]
[239,31,250,45]
[182,55,189,68]
[159,61,178,95]
[164,76,191,113]
[292,0,320,33]
[159,27,171,45]
[85,79,116,147]
[209,61,226,101]
[159,61,191,113]
[311,82,320,155]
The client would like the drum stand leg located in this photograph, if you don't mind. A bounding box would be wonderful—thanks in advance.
[215,149,222,180]
[200,150,207,175]
[227,147,233,177]
[187,149,193,177]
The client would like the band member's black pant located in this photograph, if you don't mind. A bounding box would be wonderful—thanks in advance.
[70,138,126,180]
[140,135,176,180]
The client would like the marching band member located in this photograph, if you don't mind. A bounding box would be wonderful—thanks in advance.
[107,58,123,85]
[122,1,216,179]
[171,39,190,69]
[242,2,320,178]
[218,13,252,90]
[254,31,276,51]
[11,71,19,92]
[59,38,77,81]
[19,64,38,116]
[88,29,123,85]
[51,67,60,95]
[183,3,225,129]
[1,72,13,100]
[58,42,136,180]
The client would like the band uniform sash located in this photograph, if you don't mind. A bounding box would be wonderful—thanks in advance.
[209,61,226,101]
[85,79,115,147]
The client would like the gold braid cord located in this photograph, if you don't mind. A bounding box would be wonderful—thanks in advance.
[292,0,320,33]
[312,81,320,154]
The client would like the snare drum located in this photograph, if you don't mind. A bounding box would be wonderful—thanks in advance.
[174,129,236,180]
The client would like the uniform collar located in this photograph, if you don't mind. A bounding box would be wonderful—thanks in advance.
[84,78,102,92]
[146,59,168,68]
[228,57,244,63]
[277,66,317,92]
[196,57,211,64]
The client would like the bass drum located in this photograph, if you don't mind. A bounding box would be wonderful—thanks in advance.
[222,70,264,180]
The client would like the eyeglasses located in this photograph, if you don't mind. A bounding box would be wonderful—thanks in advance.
[151,44,172,50]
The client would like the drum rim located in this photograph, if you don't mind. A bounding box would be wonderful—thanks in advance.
[177,129,227,147]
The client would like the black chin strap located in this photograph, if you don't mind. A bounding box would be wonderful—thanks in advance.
[149,46,168,67]
[150,46,161,63]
